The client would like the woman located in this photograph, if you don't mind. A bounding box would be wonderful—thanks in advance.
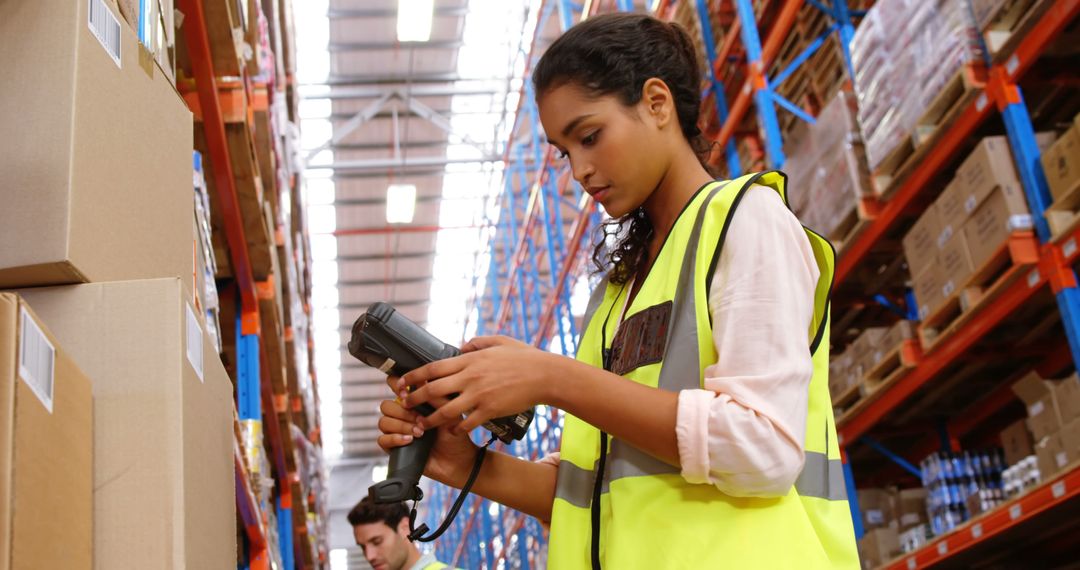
[377,12,859,569]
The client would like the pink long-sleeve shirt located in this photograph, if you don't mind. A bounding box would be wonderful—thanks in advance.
[545,184,818,498]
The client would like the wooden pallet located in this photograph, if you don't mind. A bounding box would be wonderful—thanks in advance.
[913,65,987,147]
[987,0,1048,63]
[863,338,923,393]
[918,232,1040,350]
[834,195,880,255]
[1046,179,1080,242]
[873,72,985,200]
[833,380,863,408]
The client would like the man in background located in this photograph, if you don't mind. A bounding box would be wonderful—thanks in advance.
[347,497,451,570]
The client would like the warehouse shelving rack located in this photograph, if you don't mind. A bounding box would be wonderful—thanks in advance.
[663,0,1080,567]
[178,1,324,568]
[442,0,1079,567]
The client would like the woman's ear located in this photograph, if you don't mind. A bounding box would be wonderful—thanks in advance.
[641,77,674,129]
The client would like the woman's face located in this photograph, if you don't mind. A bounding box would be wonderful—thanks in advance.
[537,82,667,218]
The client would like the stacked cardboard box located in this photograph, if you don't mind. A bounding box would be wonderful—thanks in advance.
[0,1,237,567]
[786,91,874,243]
[1012,372,1080,479]
[904,137,1033,320]
[0,294,93,569]
[850,0,983,172]
[1041,115,1080,204]
[856,486,928,568]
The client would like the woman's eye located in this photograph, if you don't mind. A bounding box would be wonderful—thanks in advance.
[556,149,568,159]
[582,131,598,146]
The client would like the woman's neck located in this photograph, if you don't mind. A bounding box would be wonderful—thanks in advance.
[642,152,714,246]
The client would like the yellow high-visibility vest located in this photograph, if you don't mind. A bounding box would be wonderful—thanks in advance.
[548,171,860,568]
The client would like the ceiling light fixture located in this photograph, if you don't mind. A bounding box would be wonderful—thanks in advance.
[397,0,434,42]
[386,184,417,223]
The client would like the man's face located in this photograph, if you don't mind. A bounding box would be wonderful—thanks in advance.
[353,519,411,570]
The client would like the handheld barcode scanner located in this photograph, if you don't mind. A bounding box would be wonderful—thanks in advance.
[348,302,534,541]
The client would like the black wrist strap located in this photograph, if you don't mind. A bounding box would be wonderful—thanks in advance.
[408,435,497,542]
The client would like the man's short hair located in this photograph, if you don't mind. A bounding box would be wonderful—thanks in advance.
[347,497,410,529]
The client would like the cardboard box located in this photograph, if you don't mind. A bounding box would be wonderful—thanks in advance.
[1060,417,1080,458]
[858,526,900,569]
[1053,374,1080,423]
[0,0,193,290]
[1000,419,1035,467]
[943,137,1026,224]
[1042,126,1080,202]
[961,185,1033,271]
[913,265,945,321]
[857,488,896,531]
[1035,431,1072,479]
[895,488,928,531]
[1012,371,1064,442]
[0,294,93,570]
[16,279,235,569]
[938,231,973,299]
[903,205,944,278]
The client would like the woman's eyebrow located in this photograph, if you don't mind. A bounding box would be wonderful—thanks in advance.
[561,113,596,137]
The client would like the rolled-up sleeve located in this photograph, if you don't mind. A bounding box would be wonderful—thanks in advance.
[675,185,819,497]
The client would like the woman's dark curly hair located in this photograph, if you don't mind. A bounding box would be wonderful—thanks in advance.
[532,12,713,285]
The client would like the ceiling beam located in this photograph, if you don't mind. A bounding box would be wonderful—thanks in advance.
[335,251,435,262]
[310,155,501,173]
[327,6,470,18]
[339,299,428,310]
[338,275,434,287]
[327,40,467,52]
[303,86,502,101]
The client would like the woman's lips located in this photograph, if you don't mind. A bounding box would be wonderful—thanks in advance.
[588,186,610,202]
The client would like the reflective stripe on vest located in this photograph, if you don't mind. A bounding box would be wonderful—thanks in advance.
[548,171,860,569]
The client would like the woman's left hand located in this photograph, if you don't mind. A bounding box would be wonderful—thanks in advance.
[397,335,564,434]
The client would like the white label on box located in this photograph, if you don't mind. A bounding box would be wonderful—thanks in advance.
[1027,270,1041,288]
[965,195,978,214]
[866,509,885,524]
[186,304,204,382]
[1007,214,1034,231]
[1065,238,1078,259]
[901,513,920,526]
[942,280,956,297]
[907,558,917,570]
[1006,55,1020,76]
[18,308,55,413]
[88,0,122,68]
[937,541,948,555]
[976,93,989,112]
[1052,481,1066,499]
[920,304,930,320]
[1056,452,1068,468]
[1009,504,1022,520]
[972,523,983,539]
[938,225,954,249]
[1029,400,1045,417]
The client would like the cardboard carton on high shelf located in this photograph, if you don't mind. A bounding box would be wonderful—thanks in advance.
[16,279,234,569]
[0,0,193,291]
[871,320,915,366]
[1041,125,1080,203]
[940,137,1026,225]
[1053,374,1080,424]
[857,488,896,531]
[961,185,1033,272]
[858,526,900,570]
[937,229,973,302]
[1000,418,1035,467]
[903,203,945,279]
[912,264,945,321]
[894,488,928,531]
[1060,417,1080,463]
[1012,371,1064,442]
[1035,429,1076,479]
[0,294,92,570]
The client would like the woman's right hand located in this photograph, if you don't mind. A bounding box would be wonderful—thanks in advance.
[376,376,479,488]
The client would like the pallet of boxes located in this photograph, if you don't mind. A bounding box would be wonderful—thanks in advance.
[855,486,930,569]
[904,135,1054,349]
[1042,113,1080,240]
[831,321,918,413]
[1009,371,1080,484]
[0,1,235,568]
